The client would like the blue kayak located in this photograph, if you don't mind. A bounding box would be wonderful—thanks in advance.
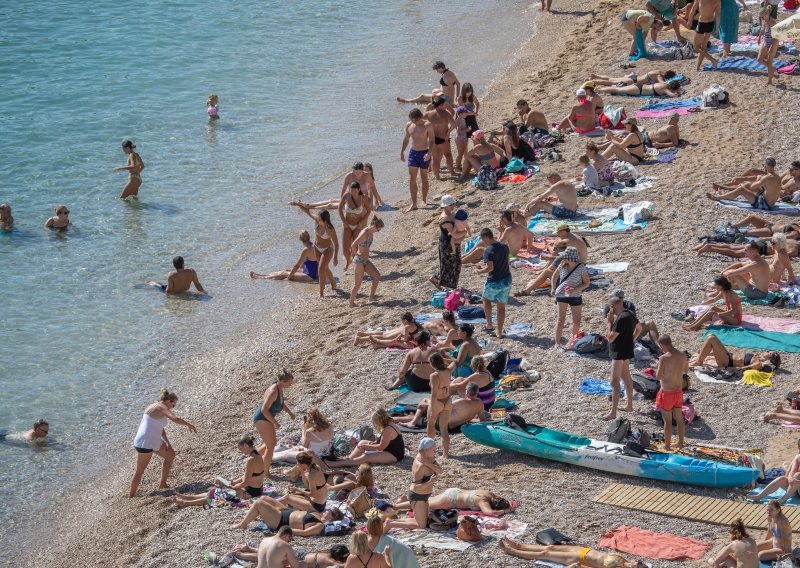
[462,421,761,489]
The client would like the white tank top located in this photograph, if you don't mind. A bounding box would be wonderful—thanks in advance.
[133,413,169,450]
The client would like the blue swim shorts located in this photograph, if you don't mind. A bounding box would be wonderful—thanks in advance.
[407,148,430,170]
[552,205,578,219]
[483,278,512,304]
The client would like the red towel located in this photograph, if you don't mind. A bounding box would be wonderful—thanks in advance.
[597,525,711,560]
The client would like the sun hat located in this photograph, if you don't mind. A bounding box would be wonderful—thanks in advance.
[561,247,580,263]
[454,209,469,221]
[582,81,596,89]
[576,88,587,97]
[440,195,456,208]
[556,223,571,232]
[419,437,437,451]
[473,130,485,140]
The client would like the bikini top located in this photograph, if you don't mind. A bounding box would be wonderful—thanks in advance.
[251,451,265,477]
[439,71,449,87]
[628,132,645,150]
[356,552,375,568]
[316,222,332,242]
[345,193,364,214]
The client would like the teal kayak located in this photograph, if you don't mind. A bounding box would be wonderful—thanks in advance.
[462,421,761,489]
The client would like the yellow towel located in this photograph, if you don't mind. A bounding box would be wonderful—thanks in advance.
[742,370,774,387]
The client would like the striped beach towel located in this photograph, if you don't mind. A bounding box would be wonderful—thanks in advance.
[703,56,791,71]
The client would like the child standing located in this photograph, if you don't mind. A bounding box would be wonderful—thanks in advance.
[207,93,220,119]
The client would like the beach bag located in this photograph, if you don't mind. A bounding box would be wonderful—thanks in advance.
[428,508,459,531]
[444,288,467,311]
[456,305,485,321]
[346,487,372,519]
[476,165,498,190]
[486,349,509,380]
[456,516,482,542]
[536,528,573,545]
[431,290,447,307]
[611,161,638,183]
[627,427,651,448]
[702,84,729,108]
[682,400,697,424]
[599,104,627,129]
[606,418,630,444]
[572,333,608,355]
[631,372,659,400]
[505,157,526,173]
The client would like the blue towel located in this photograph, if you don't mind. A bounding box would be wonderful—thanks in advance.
[579,378,614,395]
[703,56,790,71]
[717,199,800,216]
[639,97,703,111]
[704,325,800,353]
[748,485,800,505]
[463,234,481,254]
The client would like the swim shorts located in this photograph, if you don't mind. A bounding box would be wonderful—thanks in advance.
[552,205,579,219]
[743,284,768,300]
[751,189,773,211]
[483,278,512,304]
[697,20,714,34]
[556,296,583,306]
[407,148,430,169]
[655,388,684,411]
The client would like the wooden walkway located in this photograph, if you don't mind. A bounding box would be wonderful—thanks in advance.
[593,483,800,532]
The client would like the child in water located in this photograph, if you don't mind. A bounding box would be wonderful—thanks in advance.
[207,93,219,119]
[451,209,471,254]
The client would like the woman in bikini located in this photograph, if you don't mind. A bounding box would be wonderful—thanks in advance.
[44,205,72,231]
[345,532,392,568]
[291,202,339,297]
[596,80,682,98]
[683,276,743,331]
[709,518,759,568]
[421,309,458,347]
[589,69,677,86]
[599,118,646,164]
[272,407,334,465]
[389,331,437,391]
[384,437,443,531]
[758,4,780,86]
[449,356,496,410]
[252,370,295,477]
[690,332,780,371]
[558,89,597,134]
[361,312,423,350]
[730,217,800,240]
[249,230,319,283]
[325,463,375,496]
[114,140,144,199]
[757,501,792,560]
[363,163,384,210]
[427,354,453,459]
[332,409,406,467]
[277,451,329,512]
[350,216,384,307]
[499,539,646,568]
[171,435,265,506]
[446,323,481,378]
[231,494,343,533]
[339,181,372,271]
[461,130,504,178]
[395,488,511,516]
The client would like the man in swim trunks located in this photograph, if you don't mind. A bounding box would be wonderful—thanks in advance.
[400,108,435,213]
[462,209,536,264]
[647,113,683,149]
[654,335,688,451]
[423,97,456,181]
[0,203,13,230]
[476,228,512,338]
[707,157,782,210]
[432,61,460,104]
[688,0,720,70]
[257,527,301,568]
[165,256,205,295]
[396,382,486,430]
[516,100,549,135]
[524,173,579,219]
[722,241,772,299]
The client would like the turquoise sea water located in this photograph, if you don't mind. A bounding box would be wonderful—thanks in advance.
[0,0,532,553]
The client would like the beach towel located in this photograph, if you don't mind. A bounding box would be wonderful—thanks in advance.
[597,525,711,560]
[704,325,800,353]
[747,485,800,506]
[527,211,647,236]
[505,323,535,338]
[703,56,791,71]
[463,235,481,254]
[476,517,528,539]
[394,531,475,551]
[742,369,774,386]
[741,315,800,333]
[637,97,703,112]
[394,391,430,408]
[587,262,630,275]
[715,199,800,215]
[693,368,743,384]
[579,378,614,395]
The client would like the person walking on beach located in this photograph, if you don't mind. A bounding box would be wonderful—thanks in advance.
[602,297,641,421]
[476,228,511,338]
[253,370,295,476]
[339,181,371,271]
[164,256,205,295]
[113,140,144,200]
[687,0,721,70]
[400,109,434,212]
[432,61,459,103]
[552,247,590,348]
[350,216,384,307]
[430,195,461,290]
[655,335,688,451]
[0,203,13,230]
[427,353,453,459]
[424,97,456,180]
[129,389,197,497]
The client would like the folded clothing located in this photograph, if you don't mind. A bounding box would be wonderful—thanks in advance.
[597,525,711,560]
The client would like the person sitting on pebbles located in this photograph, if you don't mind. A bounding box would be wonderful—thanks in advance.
[524,173,579,220]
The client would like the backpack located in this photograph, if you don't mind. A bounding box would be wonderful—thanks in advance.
[572,333,609,356]
[456,305,485,321]
[622,441,646,458]
[505,413,528,431]
[476,165,498,190]
[631,372,660,400]
[606,417,630,443]
[486,349,510,380]
[444,288,467,311]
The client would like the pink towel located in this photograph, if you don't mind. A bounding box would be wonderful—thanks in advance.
[634,107,696,119]
[778,62,798,75]
[741,315,800,333]
[597,525,711,560]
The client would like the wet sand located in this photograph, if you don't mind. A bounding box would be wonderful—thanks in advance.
[32,0,800,566]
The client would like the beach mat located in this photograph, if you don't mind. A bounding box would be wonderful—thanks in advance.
[716,199,800,215]
[747,485,800,506]
[741,314,800,333]
[597,525,711,560]
[527,215,646,236]
[393,391,429,408]
[394,531,475,551]
[703,56,791,71]
[704,325,800,353]
[634,97,702,118]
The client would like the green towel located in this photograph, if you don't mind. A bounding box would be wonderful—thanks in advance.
[704,326,800,353]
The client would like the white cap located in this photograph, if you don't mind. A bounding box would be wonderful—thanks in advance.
[576,88,587,97]
[440,195,456,208]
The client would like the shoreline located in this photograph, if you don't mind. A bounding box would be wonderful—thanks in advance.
[29,1,800,567]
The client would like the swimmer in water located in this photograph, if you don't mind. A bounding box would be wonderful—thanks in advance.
[250,230,319,282]
[113,140,145,200]
[0,203,13,230]
[44,205,71,231]
[25,418,49,441]
[207,92,219,119]
[150,256,206,294]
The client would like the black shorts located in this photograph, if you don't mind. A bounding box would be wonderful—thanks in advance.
[697,20,714,34]
[556,296,583,306]
[245,485,264,498]
[134,446,153,454]
[691,19,699,31]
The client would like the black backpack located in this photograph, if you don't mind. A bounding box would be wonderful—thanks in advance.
[486,349,509,379]
[573,333,609,356]
[631,373,659,400]
[606,418,630,444]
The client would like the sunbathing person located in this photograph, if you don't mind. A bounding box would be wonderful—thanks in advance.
[581,82,604,119]
[646,113,684,149]
[729,217,800,240]
[461,130,505,178]
[709,519,758,568]
[462,209,536,264]
[331,409,405,466]
[694,237,800,260]
[277,451,329,512]
[516,99,549,135]
[524,173,579,219]
[396,87,447,106]
[557,89,598,135]
[354,312,422,348]
[767,233,797,283]
[689,332,781,371]
[589,69,677,86]
[421,310,459,348]
[683,276,742,331]
[388,331,437,391]
[272,408,333,465]
[231,494,343,533]
[499,539,646,568]
[227,543,350,567]
[446,323,481,378]
[722,242,772,300]
[395,487,511,515]
[325,463,375,495]
[757,501,792,561]
[450,357,495,408]
[750,440,800,504]
[707,157,782,210]
[396,381,485,431]
[250,230,319,283]
[597,119,646,164]
[764,405,800,426]
[597,80,681,98]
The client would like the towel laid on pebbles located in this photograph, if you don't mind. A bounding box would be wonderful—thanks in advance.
[394,531,476,551]
[703,56,791,71]
[634,97,702,118]
[597,525,711,560]
[704,325,800,353]
[715,199,800,215]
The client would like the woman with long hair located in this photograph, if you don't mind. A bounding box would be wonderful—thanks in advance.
[272,407,334,464]
[339,181,372,271]
[333,409,405,466]
[389,331,437,391]
[291,202,339,297]
[599,118,646,164]
[350,216,384,307]
[250,230,319,282]
[683,276,742,331]
[709,518,758,568]
[252,370,296,476]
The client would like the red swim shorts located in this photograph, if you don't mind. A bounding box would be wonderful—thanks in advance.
[656,389,684,411]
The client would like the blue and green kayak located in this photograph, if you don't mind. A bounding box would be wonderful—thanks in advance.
[462,421,761,489]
